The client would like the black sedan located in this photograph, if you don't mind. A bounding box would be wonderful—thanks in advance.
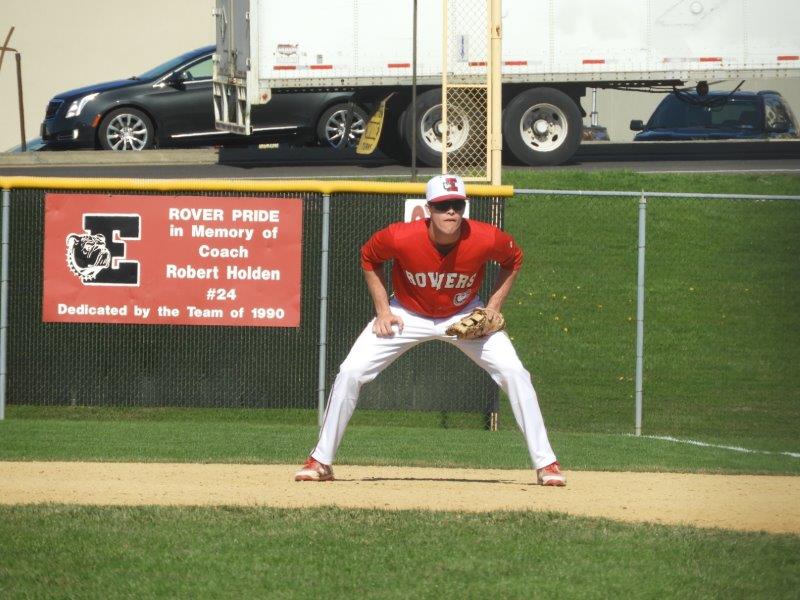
[41,45,368,151]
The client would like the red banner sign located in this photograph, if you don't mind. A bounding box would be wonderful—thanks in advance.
[42,194,303,327]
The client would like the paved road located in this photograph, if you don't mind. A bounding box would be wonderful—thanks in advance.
[1,141,799,180]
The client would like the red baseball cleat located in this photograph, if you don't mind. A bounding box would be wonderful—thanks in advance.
[294,457,334,482]
[537,461,566,486]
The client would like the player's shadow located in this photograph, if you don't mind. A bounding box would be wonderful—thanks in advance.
[345,476,525,485]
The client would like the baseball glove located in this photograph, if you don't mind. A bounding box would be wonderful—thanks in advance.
[445,308,505,340]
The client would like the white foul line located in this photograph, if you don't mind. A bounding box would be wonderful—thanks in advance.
[638,168,800,174]
[629,434,800,458]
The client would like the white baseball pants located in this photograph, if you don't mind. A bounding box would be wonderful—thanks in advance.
[310,299,558,470]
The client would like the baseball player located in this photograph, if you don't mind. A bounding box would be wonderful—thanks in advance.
[295,174,565,486]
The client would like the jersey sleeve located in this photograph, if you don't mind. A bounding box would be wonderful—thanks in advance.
[492,228,524,271]
[360,225,396,271]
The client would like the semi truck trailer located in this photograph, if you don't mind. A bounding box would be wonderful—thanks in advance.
[213,0,800,166]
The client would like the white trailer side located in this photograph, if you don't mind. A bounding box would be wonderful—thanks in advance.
[213,0,800,165]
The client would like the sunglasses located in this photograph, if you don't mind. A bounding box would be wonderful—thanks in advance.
[429,200,466,213]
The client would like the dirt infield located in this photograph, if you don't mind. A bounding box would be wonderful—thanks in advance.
[1,461,798,534]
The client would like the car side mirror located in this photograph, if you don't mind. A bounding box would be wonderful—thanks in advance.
[630,120,644,131]
[164,71,187,86]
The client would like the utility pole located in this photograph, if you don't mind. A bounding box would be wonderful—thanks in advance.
[0,27,27,152]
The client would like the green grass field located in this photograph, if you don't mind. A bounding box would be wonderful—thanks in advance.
[2,406,799,476]
[1,506,798,599]
[1,171,798,599]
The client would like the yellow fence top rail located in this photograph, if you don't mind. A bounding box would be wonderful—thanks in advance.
[0,177,513,197]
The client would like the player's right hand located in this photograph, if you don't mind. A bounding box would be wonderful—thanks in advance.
[373,311,404,337]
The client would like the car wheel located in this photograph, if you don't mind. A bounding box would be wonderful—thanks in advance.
[403,89,472,167]
[316,104,368,149]
[502,88,582,166]
[98,108,155,151]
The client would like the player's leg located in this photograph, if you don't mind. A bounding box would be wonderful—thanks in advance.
[309,303,433,466]
[449,330,561,478]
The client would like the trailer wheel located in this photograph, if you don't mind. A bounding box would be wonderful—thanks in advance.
[316,103,368,149]
[377,107,410,162]
[503,88,582,166]
[404,89,471,167]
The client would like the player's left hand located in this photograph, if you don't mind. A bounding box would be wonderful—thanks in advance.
[445,307,505,339]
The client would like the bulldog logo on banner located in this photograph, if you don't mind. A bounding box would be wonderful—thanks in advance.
[65,214,141,285]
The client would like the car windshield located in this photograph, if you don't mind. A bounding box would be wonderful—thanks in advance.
[648,95,761,130]
[136,50,208,80]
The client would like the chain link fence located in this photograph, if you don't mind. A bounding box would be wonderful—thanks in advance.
[509,189,800,439]
[640,193,800,440]
[443,0,492,180]
[2,186,505,417]
[4,181,796,439]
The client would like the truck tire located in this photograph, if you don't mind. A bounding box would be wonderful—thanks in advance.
[502,88,582,166]
[98,107,155,151]
[404,89,472,167]
[377,107,410,162]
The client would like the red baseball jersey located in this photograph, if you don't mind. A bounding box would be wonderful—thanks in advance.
[360,219,523,318]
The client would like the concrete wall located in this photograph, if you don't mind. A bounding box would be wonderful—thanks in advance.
[1,0,214,152]
[1,1,798,150]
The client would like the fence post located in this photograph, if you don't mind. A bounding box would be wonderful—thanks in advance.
[317,193,332,427]
[411,0,418,181]
[634,193,647,436]
[0,188,10,420]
